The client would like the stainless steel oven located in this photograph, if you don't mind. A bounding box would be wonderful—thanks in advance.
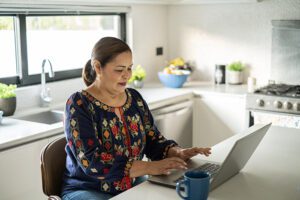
[246,84,300,129]
[250,20,300,129]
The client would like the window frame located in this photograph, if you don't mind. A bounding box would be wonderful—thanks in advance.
[0,12,126,87]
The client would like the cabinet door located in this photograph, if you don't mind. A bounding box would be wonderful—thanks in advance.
[0,139,49,200]
[193,94,247,147]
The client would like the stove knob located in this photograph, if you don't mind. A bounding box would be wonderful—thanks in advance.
[256,99,264,107]
[283,101,292,110]
[273,101,282,109]
[294,103,300,111]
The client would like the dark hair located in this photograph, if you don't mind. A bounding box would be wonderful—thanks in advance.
[82,37,132,86]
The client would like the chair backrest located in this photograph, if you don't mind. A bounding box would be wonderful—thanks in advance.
[40,136,67,197]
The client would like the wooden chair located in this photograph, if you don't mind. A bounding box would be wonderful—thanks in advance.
[40,136,66,200]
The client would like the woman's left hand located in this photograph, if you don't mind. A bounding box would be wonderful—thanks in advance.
[169,147,212,161]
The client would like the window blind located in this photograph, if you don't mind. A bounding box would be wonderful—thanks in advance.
[0,3,130,14]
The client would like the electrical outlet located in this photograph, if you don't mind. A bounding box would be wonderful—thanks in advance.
[156,47,163,56]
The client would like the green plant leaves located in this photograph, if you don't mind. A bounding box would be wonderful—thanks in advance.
[0,83,17,98]
[227,61,245,71]
[128,65,146,83]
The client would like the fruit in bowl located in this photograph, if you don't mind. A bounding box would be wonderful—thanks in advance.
[163,68,187,75]
[159,57,192,88]
[158,70,190,88]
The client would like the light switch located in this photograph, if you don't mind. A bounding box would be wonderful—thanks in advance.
[156,47,163,56]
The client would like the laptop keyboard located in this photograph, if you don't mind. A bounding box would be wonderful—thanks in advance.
[174,163,221,183]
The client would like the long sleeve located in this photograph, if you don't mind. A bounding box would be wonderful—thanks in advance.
[64,93,134,194]
[130,89,178,161]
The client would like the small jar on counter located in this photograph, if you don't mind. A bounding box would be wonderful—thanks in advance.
[215,65,226,84]
[247,77,256,93]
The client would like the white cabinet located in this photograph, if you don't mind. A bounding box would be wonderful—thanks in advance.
[193,93,247,147]
[0,139,49,200]
[0,133,64,200]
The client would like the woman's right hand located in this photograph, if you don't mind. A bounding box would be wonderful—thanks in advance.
[147,157,188,175]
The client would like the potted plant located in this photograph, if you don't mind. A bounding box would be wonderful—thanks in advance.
[227,61,245,84]
[0,83,17,116]
[128,65,146,88]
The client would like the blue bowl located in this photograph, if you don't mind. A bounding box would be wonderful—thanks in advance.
[158,72,189,88]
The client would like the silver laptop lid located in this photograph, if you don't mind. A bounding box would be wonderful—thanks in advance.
[210,123,271,190]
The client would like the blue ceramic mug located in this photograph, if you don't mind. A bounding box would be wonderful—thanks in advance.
[176,170,210,200]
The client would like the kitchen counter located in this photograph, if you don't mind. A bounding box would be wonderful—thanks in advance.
[111,125,300,200]
[141,81,248,98]
[186,82,248,97]
[0,81,248,151]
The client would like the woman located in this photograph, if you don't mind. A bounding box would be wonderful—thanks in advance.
[61,37,211,200]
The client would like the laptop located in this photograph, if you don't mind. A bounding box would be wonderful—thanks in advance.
[148,123,271,191]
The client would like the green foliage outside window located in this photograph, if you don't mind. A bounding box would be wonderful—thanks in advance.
[27,16,114,30]
[0,16,115,30]
[0,17,13,30]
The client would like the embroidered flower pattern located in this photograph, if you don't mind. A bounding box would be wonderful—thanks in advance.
[81,89,132,112]
[128,115,140,137]
[113,176,132,191]
[109,118,120,139]
[114,144,124,156]
[100,152,113,163]
[64,88,177,195]
[132,143,140,158]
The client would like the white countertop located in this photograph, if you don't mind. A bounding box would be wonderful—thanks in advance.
[141,81,248,98]
[0,81,248,151]
[111,126,300,200]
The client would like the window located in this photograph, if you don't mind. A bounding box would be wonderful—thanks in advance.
[26,15,120,75]
[0,16,17,78]
[0,11,126,86]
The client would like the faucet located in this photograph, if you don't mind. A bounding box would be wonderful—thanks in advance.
[40,59,55,107]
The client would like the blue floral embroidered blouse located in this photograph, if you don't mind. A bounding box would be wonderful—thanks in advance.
[61,88,177,196]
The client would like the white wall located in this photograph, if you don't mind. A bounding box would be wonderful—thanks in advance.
[129,4,169,82]
[167,0,300,85]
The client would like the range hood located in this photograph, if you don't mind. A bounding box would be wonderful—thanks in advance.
[271,20,300,85]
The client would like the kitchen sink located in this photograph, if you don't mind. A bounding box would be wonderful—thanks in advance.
[17,110,64,125]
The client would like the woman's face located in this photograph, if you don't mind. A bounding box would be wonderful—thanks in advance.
[98,51,133,95]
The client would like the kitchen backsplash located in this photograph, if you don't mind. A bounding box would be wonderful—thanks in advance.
[15,78,84,113]
[271,20,300,85]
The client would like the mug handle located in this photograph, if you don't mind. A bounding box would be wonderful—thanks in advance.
[176,179,189,199]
